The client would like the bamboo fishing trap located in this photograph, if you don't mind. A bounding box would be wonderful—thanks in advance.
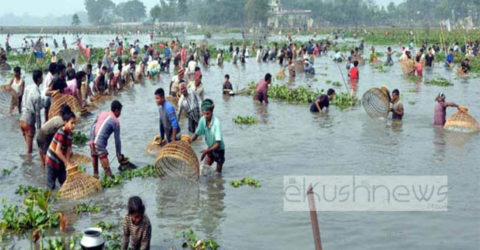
[0,84,18,115]
[58,165,102,200]
[362,87,391,119]
[48,91,81,120]
[154,135,199,180]
[400,59,416,75]
[444,106,479,133]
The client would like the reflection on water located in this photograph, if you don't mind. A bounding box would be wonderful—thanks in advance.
[156,176,225,240]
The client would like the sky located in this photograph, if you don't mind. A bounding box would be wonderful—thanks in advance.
[0,0,406,17]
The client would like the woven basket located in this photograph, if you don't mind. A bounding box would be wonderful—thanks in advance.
[71,154,91,165]
[362,87,391,119]
[401,59,415,75]
[154,135,199,180]
[58,165,102,199]
[0,84,18,115]
[444,106,479,133]
[48,92,81,120]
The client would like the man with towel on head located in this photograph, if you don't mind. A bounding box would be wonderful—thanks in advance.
[170,68,184,97]
[191,99,225,173]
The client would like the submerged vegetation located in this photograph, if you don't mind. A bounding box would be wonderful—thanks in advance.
[72,132,88,146]
[425,77,453,86]
[101,164,157,188]
[244,82,357,109]
[230,177,261,188]
[180,229,220,250]
[233,116,258,125]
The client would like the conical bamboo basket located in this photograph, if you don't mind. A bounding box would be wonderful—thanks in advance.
[0,84,18,115]
[362,87,391,119]
[401,59,415,75]
[58,165,102,199]
[48,92,81,120]
[155,135,199,180]
[444,106,479,133]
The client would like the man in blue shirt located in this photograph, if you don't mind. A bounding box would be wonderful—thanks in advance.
[155,88,180,143]
[445,48,454,68]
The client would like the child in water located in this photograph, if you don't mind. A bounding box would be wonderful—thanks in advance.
[122,196,151,250]
[45,108,76,190]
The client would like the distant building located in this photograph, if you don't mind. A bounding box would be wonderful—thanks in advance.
[267,0,313,30]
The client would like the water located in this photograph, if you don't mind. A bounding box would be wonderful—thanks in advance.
[0,36,479,249]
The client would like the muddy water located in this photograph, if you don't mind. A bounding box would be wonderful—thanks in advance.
[0,38,479,249]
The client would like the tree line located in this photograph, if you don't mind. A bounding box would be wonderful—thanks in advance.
[84,0,480,27]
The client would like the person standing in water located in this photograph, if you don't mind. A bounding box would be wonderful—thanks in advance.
[385,47,394,66]
[254,73,272,104]
[390,89,404,120]
[191,99,225,173]
[89,100,125,178]
[45,108,76,190]
[310,89,335,114]
[19,70,43,154]
[9,66,25,114]
[121,196,151,250]
[177,83,201,133]
[155,88,180,143]
[222,74,233,94]
[434,93,458,126]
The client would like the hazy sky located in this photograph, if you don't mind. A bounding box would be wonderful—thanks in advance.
[1,0,405,17]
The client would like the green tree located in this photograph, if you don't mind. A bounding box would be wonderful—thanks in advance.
[150,4,162,22]
[116,0,146,22]
[84,0,115,25]
[71,14,81,26]
[178,0,188,20]
[245,0,269,26]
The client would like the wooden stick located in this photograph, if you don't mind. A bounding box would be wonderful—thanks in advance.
[307,185,323,250]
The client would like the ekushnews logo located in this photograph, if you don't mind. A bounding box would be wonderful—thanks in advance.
[284,176,448,211]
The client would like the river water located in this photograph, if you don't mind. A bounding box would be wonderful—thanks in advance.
[0,34,479,250]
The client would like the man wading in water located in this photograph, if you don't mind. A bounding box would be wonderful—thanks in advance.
[155,88,180,143]
[254,73,272,104]
[191,99,225,173]
[390,89,404,120]
[89,100,125,178]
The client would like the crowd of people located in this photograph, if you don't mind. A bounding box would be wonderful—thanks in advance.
[2,30,476,248]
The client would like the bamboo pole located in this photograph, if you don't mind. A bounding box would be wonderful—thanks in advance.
[307,185,323,250]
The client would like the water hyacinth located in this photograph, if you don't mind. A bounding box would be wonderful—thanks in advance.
[244,81,358,109]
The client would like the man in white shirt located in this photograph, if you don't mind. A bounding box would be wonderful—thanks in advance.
[20,70,43,154]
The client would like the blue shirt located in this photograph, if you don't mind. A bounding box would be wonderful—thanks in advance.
[165,48,171,58]
[446,53,454,64]
[158,100,179,142]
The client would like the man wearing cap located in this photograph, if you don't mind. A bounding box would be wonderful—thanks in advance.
[170,68,184,97]
[191,99,225,173]
[155,88,180,143]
